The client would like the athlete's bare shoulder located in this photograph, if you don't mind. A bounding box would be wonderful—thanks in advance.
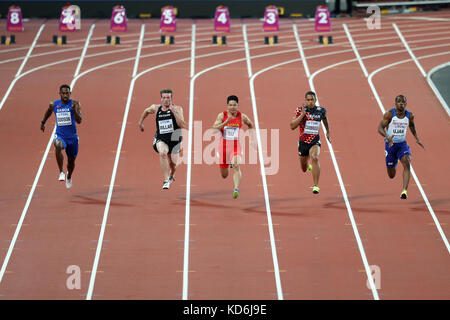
[383,109,393,119]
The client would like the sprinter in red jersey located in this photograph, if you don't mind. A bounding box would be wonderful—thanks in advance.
[213,95,254,199]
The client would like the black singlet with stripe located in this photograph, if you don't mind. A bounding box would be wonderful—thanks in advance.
[154,105,182,144]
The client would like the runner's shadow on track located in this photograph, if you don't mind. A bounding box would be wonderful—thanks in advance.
[70,193,135,207]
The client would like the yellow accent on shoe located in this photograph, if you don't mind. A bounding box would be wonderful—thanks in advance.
[312,186,320,194]
[307,164,312,171]
[401,190,407,199]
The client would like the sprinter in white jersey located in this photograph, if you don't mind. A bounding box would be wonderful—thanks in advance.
[378,95,425,199]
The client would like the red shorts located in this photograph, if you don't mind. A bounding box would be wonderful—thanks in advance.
[219,139,241,169]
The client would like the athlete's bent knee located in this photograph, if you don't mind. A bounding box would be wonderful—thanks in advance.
[387,169,396,179]
[54,140,63,150]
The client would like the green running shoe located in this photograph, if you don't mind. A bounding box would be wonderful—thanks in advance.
[312,186,320,194]
[233,189,239,199]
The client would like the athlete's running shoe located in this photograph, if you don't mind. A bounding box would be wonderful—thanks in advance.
[65,174,72,189]
[400,190,407,199]
[233,189,239,199]
[307,164,312,172]
[59,172,65,181]
[312,186,320,194]
[162,180,170,189]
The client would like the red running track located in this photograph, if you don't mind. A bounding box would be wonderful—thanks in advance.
[0,13,449,300]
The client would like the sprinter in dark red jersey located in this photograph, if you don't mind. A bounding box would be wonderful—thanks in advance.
[291,91,331,194]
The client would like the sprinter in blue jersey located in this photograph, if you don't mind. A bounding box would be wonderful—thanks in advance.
[41,84,82,189]
[378,95,424,199]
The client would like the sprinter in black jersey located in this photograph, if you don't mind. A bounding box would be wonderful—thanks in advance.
[139,89,186,189]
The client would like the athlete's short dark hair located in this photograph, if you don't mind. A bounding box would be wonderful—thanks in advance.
[395,95,406,103]
[305,91,316,99]
[227,95,238,104]
[160,89,173,97]
[59,84,71,92]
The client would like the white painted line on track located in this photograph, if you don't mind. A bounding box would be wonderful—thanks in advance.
[74,24,95,77]
[0,23,96,286]
[294,24,380,300]
[85,24,145,300]
[0,24,45,111]
[182,24,196,301]
[15,24,45,77]
[344,26,450,254]
[293,24,310,78]
[393,23,427,77]
[243,24,284,301]
[343,24,368,78]
[242,24,253,78]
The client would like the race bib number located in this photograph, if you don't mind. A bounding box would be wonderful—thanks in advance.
[304,120,320,135]
[7,6,23,32]
[159,119,174,134]
[56,111,72,126]
[223,126,239,140]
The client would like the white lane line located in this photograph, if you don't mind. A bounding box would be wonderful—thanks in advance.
[427,62,450,117]
[293,24,310,78]
[190,24,196,78]
[132,25,145,78]
[15,24,45,77]
[85,24,146,300]
[73,24,95,77]
[182,24,196,301]
[393,23,427,77]
[344,26,450,254]
[294,24,380,300]
[343,24,368,78]
[242,24,253,78]
[0,24,45,111]
[0,23,96,286]
[243,24,284,301]
[180,43,312,301]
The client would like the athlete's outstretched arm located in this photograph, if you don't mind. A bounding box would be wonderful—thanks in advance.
[40,101,54,132]
[73,100,82,124]
[408,112,425,149]
[290,106,306,130]
[322,116,331,142]
[138,104,157,131]
[378,111,393,146]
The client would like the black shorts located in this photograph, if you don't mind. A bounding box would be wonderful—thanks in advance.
[153,138,182,154]
[298,140,321,157]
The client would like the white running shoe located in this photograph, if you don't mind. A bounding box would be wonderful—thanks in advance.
[65,174,72,189]
[59,172,65,181]
[162,180,170,189]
